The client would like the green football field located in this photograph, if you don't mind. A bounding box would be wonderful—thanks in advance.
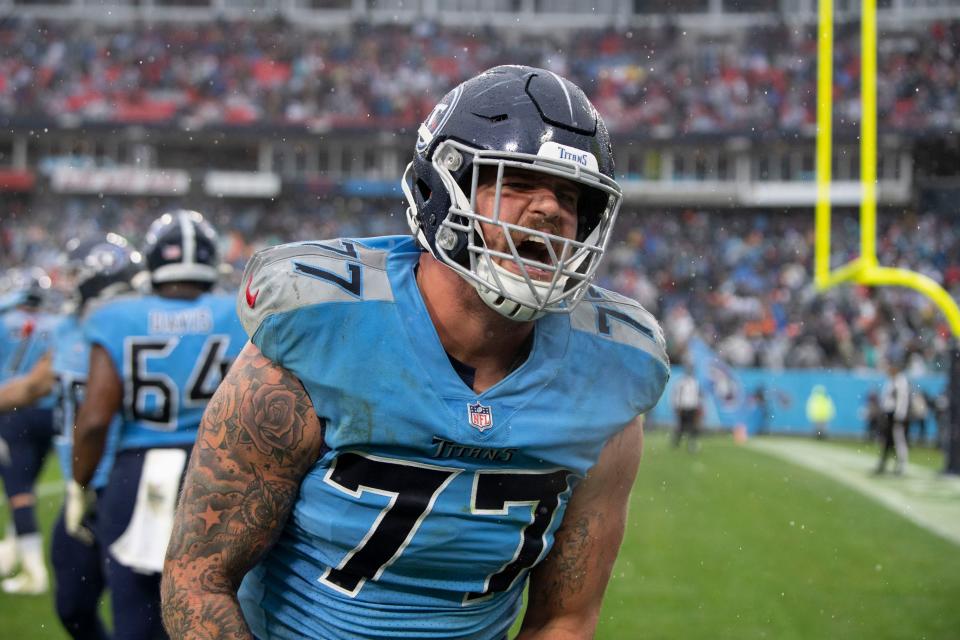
[2,432,958,639]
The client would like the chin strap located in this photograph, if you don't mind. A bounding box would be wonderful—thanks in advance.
[474,259,553,322]
[476,288,544,322]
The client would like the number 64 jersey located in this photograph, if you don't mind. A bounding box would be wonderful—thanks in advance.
[237,236,670,640]
[85,291,246,450]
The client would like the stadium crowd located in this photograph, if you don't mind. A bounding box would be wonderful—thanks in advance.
[1,18,958,133]
[3,16,958,372]
[3,197,957,374]
[605,208,959,374]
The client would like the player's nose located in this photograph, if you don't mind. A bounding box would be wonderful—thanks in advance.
[526,186,565,221]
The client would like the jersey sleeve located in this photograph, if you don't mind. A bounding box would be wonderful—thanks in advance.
[571,287,670,417]
[236,239,394,366]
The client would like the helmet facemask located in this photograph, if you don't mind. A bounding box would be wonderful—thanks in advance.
[404,139,622,321]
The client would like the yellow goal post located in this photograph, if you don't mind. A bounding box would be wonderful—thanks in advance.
[814,0,960,338]
[814,0,960,474]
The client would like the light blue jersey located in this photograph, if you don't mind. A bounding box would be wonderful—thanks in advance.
[85,292,246,450]
[236,236,670,640]
[51,315,120,489]
[0,307,61,409]
[0,292,24,313]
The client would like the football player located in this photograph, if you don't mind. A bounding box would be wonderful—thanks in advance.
[162,66,670,639]
[74,211,246,639]
[0,267,62,594]
[49,234,143,639]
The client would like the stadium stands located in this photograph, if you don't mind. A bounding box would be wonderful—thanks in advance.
[3,194,957,372]
[1,9,958,372]
[1,19,958,133]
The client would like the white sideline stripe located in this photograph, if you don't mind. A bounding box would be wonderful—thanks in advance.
[749,438,960,547]
[0,481,64,508]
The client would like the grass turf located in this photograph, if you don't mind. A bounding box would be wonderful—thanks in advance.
[805,435,946,471]
[2,433,958,639]
[0,455,72,639]
[596,430,958,639]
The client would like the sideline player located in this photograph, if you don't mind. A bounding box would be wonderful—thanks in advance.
[0,269,61,594]
[74,211,246,639]
[52,234,143,639]
[162,66,670,639]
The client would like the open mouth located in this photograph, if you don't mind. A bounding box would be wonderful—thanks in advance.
[513,236,556,281]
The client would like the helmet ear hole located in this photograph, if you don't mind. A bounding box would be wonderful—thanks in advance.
[416,178,431,201]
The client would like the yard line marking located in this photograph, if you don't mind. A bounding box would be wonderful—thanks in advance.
[749,438,960,546]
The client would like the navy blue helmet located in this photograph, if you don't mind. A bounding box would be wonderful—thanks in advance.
[65,233,143,310]
[143,210,220,286]
[402,65,623,321]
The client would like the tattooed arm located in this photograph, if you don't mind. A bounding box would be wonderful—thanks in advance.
[161,341,325,640]
[516,416,644,640]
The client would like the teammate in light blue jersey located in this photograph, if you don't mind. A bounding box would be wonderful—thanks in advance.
[0,268,62,595]
[47,233,143,639]
[52,315,118,492]
[0,268,60,406]
[0,270,58,413]
[82,291,243,450]
[74,211,246,640]
[164,66,670,640]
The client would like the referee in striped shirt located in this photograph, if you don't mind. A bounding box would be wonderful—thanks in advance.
[672,369,703,453]
[877,361,910,474]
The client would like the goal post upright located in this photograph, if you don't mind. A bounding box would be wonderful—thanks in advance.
[859,0,878,269]
[815,0,960,473]
[814,0,834,291]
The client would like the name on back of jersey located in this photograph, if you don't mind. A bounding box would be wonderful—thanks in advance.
[148,308,214,335]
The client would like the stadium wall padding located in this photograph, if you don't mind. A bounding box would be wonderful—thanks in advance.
[649,367,947,439]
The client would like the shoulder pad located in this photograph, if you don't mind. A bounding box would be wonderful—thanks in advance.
[238,239,394,338]
[571,285,668,369]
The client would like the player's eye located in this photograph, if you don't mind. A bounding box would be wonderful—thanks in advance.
[557,189,579,207]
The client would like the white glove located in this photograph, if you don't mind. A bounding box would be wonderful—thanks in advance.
[65,481,96,546]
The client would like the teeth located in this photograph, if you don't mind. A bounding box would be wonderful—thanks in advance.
[522,236,547,245]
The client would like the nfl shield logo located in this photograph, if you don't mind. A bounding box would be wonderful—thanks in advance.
[467,402,494,432]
